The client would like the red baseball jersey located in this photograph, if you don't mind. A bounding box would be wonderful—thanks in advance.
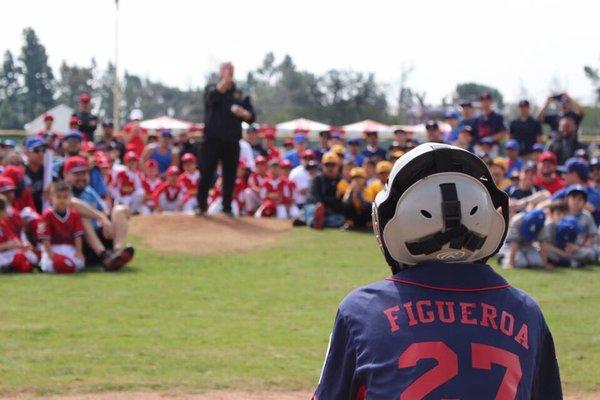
[177,170,200,192]
[142,176,163,196]
[248,172,267,192]
[5,206,24,237]
[0,219,19,244]
[267,146,281,161]
[285,178,297,206]
[260,176,290,204]
[113,168,143,196]
[37,208,84,245]
[153,182,185,206]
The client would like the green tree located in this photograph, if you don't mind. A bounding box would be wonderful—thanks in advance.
[19,27,55,120]
[584,60,600,103]
[0,50,24,128]
[96,62,116,121]
[56,61,94,108]
[455,82,504,109]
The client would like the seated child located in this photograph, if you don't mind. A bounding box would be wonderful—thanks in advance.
[502,208,546,269]
[153,166,184,212]
[0,195,37,273]
[38,182,85,273]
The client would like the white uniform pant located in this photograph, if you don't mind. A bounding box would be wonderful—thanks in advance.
[41,244,85,273]
[208,197,241,217]
[0,249,38,269]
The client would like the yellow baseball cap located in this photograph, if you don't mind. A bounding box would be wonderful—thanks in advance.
[331,144,346,156]
[350,167,367,179]
[376,161,393,174]
[321,152,341,165]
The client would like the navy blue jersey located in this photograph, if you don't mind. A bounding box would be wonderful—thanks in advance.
[313,262,561,400]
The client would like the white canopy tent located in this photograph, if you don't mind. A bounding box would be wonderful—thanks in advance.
[140,116,192,132]
[276,118,330,137]
[342,119,393,139]
[24,104,74,135]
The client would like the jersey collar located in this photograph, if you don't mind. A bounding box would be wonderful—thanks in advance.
[387,262,509,292]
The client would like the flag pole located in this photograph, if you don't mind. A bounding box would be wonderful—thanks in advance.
[113,0,121,131]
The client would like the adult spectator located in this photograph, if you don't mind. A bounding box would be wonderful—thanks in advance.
[74,93,98,142]
[504,161,543,200]
[305,152,345,229]
[261,126,281,161]
[590,158,600,189]
[142,130,177,175]
[24,137,47,213]
[552,158,600,225]
[244,124,267,158]
[476,92,507,144]
[54,130,83,181]
[314,130,330,162]
[63,156,135,270]
[509,100,543,158]
[122,109,148,157]
[345,138,365,166]
[238,137,256,172]
[456,100,478,138]
[361,131,386,161]
[425,120,444,143]
[197,62,255,216]
[534,151,564,194]
[95,120,125,160]
[289,150,317,212]
[284,133,309,168]
[537,92,585,132]
[392,128,409,150]
[548,116,587,165]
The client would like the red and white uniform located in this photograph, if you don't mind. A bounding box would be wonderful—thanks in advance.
[110,167,145,212]
[267,146,281,162]
[141,175,163,214]
[153,182,185,212]
[177,170,200,212]
[245,172,267,213]
[37,208,85,273]
[0,220,37,273]
[256,176,291,219]
[208,177,248,217]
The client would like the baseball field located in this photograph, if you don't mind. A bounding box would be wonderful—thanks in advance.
[0,214,598,399]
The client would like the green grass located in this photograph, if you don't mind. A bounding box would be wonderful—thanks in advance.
[0,228,598,396]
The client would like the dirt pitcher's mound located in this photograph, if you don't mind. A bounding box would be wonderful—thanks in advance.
[129,214,291,255]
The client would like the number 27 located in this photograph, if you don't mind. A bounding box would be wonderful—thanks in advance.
[398,341,522,400]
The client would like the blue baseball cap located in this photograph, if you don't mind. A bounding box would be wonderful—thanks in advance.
[444,110,460,120]
[348,138,361,146]
[566,184,588,200]
[160,129,173,138]
[532,143,545,152]
[523,160,537,172]
[505,139,520,150]
[64,129,83,141]
[25,137,46,151]
[562,158,590,181]
[293,133,307,144]
[3,139,16,148]
[480,137,494,145]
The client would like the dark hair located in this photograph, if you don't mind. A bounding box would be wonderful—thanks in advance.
[549,201,568,214]
[0,195,6,212]
[52,181,71,194]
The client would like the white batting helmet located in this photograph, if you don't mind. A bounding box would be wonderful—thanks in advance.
[372,143,509,273]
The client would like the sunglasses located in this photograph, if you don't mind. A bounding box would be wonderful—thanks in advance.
[31,147,46,153]
[324,163,337,168]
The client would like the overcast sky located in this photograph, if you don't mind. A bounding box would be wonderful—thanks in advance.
[2,0,599,107]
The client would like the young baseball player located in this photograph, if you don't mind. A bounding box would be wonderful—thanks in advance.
[564,185,598,264]
[153,166,184,212]
[314,143,561,399]
[279,159,301,219]
[539,201,578,267]
[502,208,547,269]
[255,159,291,219]
[177,153,200,212]
[0,196,37,273]
[110,151,145,213]
[140,159,163,214]
[38,182,85,273]
[245,155,268,214]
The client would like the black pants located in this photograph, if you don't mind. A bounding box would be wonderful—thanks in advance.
[197,138,240,212]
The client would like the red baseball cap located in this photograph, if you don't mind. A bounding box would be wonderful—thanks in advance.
[263,131,276,140]
[64,156,90,174]
[3,165,25,185]
[539,151,557,164]
[144,159,158,169]
[301,149,314,159]
[181,153,197,164]
[78,93,91,103]
[96,156,111,169]
[0,176,16,192]
[255,155,267,165]
[166,166,180,176]
[280,159,292,169]
[43,112,54,121]
[82,141,96,153]
[124,151,139,163]
[69,115,79,125]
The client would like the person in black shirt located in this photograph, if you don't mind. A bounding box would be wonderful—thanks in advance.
[509,100,543,157]
[537,92,585,132]
[24,137,47,213]
[95,120,125,160]
[244,124,267,158]
[74,93,98,142]
[504,162,543,200]
[197,62,255,216]
[476,92,507,144]
[305,152,345,229]
[548,116,588,165]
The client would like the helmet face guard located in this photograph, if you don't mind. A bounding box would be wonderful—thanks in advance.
[372,143,509,273]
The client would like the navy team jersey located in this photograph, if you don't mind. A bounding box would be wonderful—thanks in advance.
[313,262,561,400]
